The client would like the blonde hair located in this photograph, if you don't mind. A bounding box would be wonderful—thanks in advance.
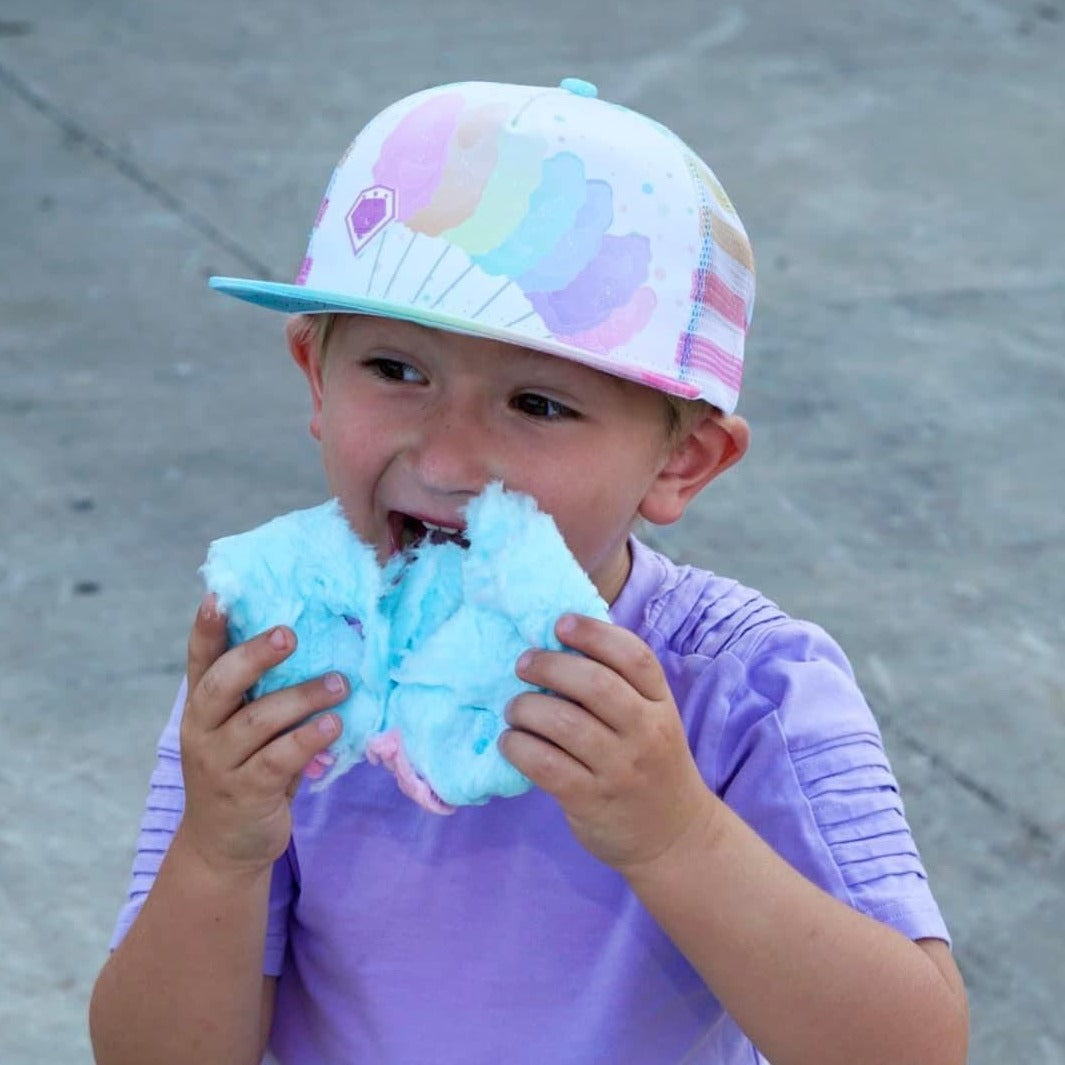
[289,312,339,361]
[663,394,717,441]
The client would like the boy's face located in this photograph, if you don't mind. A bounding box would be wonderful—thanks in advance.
[290,316,730,603]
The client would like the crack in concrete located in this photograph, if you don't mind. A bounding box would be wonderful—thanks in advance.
[0,61,273,279]
[880,712,1056,846]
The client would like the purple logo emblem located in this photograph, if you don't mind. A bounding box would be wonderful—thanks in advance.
[346,185,396,255]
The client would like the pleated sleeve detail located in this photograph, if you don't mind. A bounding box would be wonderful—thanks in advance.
[715,622,951,945]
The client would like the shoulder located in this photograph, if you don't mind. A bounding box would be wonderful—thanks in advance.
[619,537,880,775]
[617,536,837,669]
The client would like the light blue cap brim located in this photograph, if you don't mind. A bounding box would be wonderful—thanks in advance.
[209,276,493,335]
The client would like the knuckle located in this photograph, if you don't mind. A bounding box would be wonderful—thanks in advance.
[648,709,680,749]
[262,722,321,781]
[595,776,623,805]
[586,671,616,707]
[240,702,263,734]
[529,741,562,780]
[256,744,290,780]
[288,729,323,769]
[632,642,657,674]
[281,687,323,733]
[198,668,225,707]
[551,702,584,747]
[181,747,213,787]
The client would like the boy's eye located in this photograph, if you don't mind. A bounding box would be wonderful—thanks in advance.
[512,392,578,420]
[367,357,425,383]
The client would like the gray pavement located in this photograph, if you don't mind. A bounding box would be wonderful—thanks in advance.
[1,1,1062,1061]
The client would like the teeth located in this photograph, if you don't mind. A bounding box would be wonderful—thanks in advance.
[395,514,469,552]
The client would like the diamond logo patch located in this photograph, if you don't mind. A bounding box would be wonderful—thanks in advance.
[346,186,396,255]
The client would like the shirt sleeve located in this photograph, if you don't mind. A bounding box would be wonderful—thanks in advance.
[108,680,295,975]
[715,620,951,946]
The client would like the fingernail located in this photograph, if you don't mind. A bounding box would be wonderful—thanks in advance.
[200,593,219,621]
[516,650,533,674]
[324,672,346,694]
[269,627,289,650]
[557,614,577,636]
[316,713,340,737]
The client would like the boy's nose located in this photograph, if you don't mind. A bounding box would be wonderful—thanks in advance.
[406,409,501,497]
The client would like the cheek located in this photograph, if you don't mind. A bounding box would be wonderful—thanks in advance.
[317,418,365,497]
[318,396,365,457]
[543,483,637,560]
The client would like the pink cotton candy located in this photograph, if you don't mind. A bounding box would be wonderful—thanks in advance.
[365,730,457,815]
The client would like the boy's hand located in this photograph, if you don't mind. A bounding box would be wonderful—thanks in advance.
[501,614,716,873]
[177,595,346,877]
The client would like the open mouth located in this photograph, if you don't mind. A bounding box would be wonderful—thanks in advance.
[388,512,470,554]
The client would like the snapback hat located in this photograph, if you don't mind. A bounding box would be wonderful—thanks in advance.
[210,78,755,413]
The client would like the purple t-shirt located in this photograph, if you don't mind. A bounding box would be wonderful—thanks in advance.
[112,537,949,1063]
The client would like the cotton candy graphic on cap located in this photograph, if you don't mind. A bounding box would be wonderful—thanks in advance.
[369,90,656,353]
[200,483,610,814]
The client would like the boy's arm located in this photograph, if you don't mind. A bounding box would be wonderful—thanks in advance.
[622,790,969,1065]
[90,601,345,1065]
[502,614,969,1065]
[90,831,277,1065]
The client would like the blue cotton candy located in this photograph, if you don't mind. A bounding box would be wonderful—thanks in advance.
[200,483,610,811]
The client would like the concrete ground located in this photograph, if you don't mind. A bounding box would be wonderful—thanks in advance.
[1,1,1062,1061]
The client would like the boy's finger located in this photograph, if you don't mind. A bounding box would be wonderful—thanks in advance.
[248,710,342,789]
[185,594,229,697]
[516,648,632,732]
[504,690,610,773]
[554,614,670,702]
[223,673,348,769]
[498,724,591,799]
[187,617,297,732]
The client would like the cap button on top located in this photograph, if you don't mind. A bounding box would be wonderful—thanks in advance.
[559,77,598,98]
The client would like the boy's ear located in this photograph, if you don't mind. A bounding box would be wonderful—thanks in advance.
[638,412,750,526]
[286,316,325,441]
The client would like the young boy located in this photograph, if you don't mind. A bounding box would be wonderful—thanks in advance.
[90,79,968,1064]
